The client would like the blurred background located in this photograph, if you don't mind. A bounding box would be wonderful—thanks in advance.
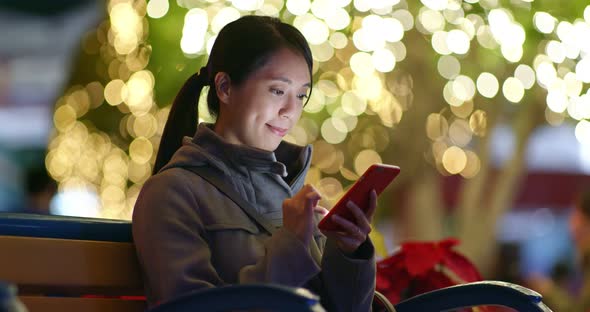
[1,0,589,293]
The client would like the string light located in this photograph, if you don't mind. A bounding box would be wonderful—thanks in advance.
[48,0,590,218]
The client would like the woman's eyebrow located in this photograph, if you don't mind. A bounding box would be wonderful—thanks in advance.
[270,77,311,87]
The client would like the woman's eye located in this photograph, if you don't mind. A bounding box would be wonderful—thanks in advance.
[270,88,284,96]
[297,94,309,100]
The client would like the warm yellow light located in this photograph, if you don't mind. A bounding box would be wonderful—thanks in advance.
[546,90,568,113]
[341,91,367,116]
[231,0,263,11]
[104,79,127,106]
[568,94,590,120]
[421,0,447,11]
[297,15,329,45]
[372,48,396,73]
[325,8,350,30]
[181,9,208,55]
[476,25,498,49]
[329,32,348,49]
[321,117,347,144]
[469,110,487,137]
[353,74,382,101]
[501,44,523,63]
[452,75,476,102]
[545,107,565,126]
[317,79,340,98]
[354,149,382,177]
[316,177,343,202]
[546,40,566,64]
[304,88,326,113]
[390,42,407,62]
[311,42,334,62]
[432,31,451,55]
[133,114,158,138]
[126,73,152,108]
[458,17,475,39]
[426,113,448,140]
[556,22,574,45]
[536,61,557,87]
[564,72,583,97]
[67,89,91,118]
[449,119,472,147]
[53,105,76,132]
[420,9,445,33]
[312,140,337,171]
[353,0,370,12]
[129,137,154,164]
[392,9,414,31]
[211,7,241,33]
[476,72,499,98]
[514,64,536,89]
[576,58,590,83]
[533,12,556,34]
[146,0,169,19]
[447,29,470,54]
[382,18,404,42]
[450,99,473,118]
[443,81,463,107]
[353,27,384,52]
[286,0,310,15]
[502,77,525,103]
[350,52,375,77]
[575,120,590,144]
[442,146,467,174]
[461,150,481,178]
[437,55,460,79]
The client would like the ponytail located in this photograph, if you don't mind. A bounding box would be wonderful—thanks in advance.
[153,67,209,175]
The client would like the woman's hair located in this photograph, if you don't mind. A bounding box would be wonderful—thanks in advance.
[153,15,313,174]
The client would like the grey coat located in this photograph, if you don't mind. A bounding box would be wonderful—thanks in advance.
[132,124,376,311]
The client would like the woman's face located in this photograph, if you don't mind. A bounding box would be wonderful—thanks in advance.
[215,47,311,151]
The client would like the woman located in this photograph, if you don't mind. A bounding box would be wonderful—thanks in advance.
[133,15,377,311]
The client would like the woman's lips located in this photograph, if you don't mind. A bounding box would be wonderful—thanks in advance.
[267,124,288,137]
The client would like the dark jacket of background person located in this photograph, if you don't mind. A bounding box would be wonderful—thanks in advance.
[133,123,376,311]
[541,254,590,312]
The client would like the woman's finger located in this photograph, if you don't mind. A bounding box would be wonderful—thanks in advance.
[365,189,378,222]
[332,214,366,239]
[346,201,372,234]
[314,205,329,216]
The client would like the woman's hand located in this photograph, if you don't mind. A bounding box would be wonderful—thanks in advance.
[320,190,377,255]
[282,184,322,246]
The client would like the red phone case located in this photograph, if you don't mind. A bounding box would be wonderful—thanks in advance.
[317,164,400,232]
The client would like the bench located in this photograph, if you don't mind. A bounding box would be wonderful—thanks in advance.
[0,213,145,312]
[0,212,553,311]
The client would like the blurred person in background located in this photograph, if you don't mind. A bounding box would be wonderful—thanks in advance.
[527,188,590,311]
[22,166,56,215]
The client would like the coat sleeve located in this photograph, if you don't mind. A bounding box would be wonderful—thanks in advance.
[132,170,321,308]
[315,238,376,312]
[304,213,376,312]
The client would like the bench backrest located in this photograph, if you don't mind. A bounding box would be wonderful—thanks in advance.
[0,213,146,312]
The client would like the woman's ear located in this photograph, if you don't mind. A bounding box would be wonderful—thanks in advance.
[214,72,231,105]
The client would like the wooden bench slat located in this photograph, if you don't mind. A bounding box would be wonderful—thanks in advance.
[0,235,144,295]
[20,296,146,312]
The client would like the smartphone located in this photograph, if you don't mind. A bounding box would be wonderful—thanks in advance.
[317,164,400,232]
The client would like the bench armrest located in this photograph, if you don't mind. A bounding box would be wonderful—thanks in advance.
[147,284,324,312]
[394,281,553,312]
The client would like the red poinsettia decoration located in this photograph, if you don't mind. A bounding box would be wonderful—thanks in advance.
[376,238,490,311]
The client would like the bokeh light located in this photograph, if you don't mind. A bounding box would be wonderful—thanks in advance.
[48,0,590,219]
